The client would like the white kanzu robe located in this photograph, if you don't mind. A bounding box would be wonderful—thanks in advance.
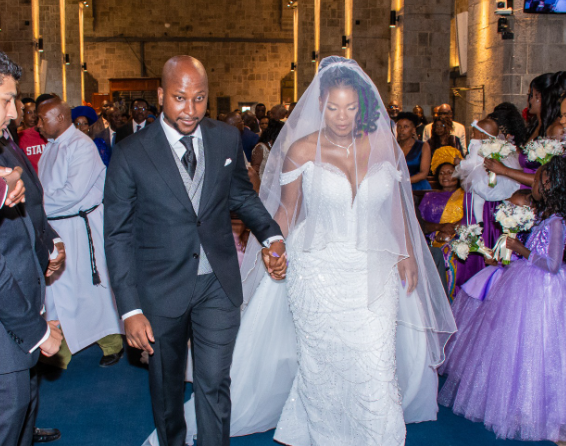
[39,124,123,353]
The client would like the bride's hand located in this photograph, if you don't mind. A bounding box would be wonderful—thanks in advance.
[398,256,418,294]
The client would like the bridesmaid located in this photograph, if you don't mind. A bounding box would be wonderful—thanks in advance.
[439,155,566,442]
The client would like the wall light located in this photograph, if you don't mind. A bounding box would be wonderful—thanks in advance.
[311,51,317,63]
[341,35,350,49]
[390,11,400,28]
[38,38,44,52]
[65,53,70,65]
[291,62,296,71]
[82,62,88,72]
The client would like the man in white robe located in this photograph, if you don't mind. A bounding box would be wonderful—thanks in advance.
[36,97,124,368]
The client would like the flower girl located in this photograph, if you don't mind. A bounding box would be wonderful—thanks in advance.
[438,155,566,442]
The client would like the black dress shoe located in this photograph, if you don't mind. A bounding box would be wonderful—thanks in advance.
[33,427,61,443]
[99,348,124,367]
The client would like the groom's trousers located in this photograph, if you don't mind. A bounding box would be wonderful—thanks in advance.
[147,272,240,446]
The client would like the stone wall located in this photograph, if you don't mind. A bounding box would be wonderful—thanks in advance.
[296,0,317,98]
[389,0,453,116]
[0,0,34,97]
[81,0,294,114]
[466,0,566,124]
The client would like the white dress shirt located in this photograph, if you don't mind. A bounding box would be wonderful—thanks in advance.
[133,120,147,133]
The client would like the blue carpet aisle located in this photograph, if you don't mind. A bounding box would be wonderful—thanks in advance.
[36,345,554,446]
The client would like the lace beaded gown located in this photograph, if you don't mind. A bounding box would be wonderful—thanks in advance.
[273,160,406,446]
[439,215,566,442]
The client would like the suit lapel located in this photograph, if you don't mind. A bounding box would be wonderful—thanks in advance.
[198,119,223,214]
[140,123,196,217]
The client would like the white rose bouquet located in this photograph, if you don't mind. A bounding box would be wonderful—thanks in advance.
[450,224,493,261]
[493,202,536,265]
[523,138,565,165]
[478,138,517,187]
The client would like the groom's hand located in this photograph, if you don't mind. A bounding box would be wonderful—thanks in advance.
[124,314,155,354]
[262,240,287,280]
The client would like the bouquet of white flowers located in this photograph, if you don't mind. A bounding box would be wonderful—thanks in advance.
[493,202,536,265]
[477,138,517,187]
[450,224,493,261]
[523,138,565,165]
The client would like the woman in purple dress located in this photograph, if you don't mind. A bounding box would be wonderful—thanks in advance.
[419,146,485,299]
[439,155,566,442]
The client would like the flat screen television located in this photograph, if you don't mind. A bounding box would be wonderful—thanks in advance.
[524,0,566,13]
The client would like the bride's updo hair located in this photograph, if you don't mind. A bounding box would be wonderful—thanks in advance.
[318,57,381,134]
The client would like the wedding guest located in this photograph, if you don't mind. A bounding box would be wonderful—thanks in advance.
[427,117,464,156]
[226,111,259,161]
[419,146,485,299]
[72,105,98,137]
[37,97,124,369]
[251,119,283,178]
[89,99,112,136]
[254,103,266,121]
[93,106,122,166]
[243,110,260,134]
[270,104,287,122]
[17,99,47,173]
[439,156,566,443]
[413,105,427,140]
[259,117,269,133]
[396,112,431,190]
[423,104,466,149]
[526,73,554,141]
[115,98,149,143]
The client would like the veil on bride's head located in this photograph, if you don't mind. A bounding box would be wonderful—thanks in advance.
[241,56,456,367]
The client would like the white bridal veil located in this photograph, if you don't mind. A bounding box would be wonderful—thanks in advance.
[143,56,457,446]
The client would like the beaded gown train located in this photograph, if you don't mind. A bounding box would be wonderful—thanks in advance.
[273,160,406,446]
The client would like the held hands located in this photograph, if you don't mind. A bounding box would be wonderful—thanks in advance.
[398,256,418,294]
[483,158,507,176]
[0,166,25,207]
[261,240,287,280]
[40,321,63,357]
[124,314,155,355]
[46,242,66,278]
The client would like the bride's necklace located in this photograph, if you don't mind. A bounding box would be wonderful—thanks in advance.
[324,131,354,157]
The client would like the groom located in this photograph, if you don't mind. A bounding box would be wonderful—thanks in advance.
[104,56,286,446]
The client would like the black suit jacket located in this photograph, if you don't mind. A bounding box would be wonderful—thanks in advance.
[114,119,136,144]
[0,137,58,271]
[104,118,282,318]
[0,146,47,375]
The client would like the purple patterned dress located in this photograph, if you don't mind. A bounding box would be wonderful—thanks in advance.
[439,214,566,442]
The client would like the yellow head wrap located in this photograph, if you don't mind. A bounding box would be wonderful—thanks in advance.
[430,146,463,175]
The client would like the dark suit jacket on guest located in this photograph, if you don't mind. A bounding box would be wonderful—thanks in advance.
[94,127,114,149]
[104,117,282,318]
[0,143,47,375]
[0,137,59,271]
[115,119,139,144]
[241,127,259,162]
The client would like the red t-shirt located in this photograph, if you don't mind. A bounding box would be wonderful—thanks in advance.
[18,128,47,173]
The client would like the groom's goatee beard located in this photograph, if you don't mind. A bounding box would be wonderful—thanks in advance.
[162,111,200,136]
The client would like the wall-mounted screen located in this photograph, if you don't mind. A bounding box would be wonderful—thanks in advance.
[524,0,566,13]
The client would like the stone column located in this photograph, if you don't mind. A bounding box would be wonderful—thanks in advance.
[296,0,317,98]
[350,0,390,97]
[389,0,452,114]
[0,0,35,97]
[318,0,345,61]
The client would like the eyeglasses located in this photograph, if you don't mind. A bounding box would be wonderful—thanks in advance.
[132,106,147,111]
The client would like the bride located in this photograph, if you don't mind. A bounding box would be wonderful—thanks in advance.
[144,56,456,446]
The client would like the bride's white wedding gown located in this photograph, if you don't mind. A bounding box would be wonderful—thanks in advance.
[143,160,438,446]
[273,161,406,445]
